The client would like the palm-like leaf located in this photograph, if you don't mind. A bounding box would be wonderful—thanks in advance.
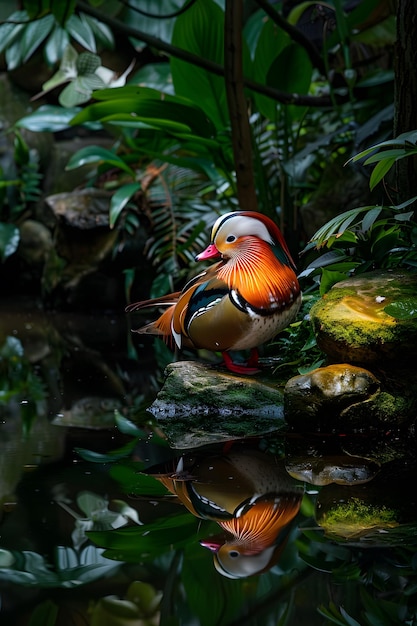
[142,163,222,278]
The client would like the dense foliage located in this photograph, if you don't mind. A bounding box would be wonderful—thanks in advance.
[1,0,410,301]
[1,3,417,626]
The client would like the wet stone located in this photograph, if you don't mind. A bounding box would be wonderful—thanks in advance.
[284,363,380,430]
[148,361,286,448]
[309,269,417,364]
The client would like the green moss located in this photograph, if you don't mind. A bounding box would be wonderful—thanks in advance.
[320,497,398,538]
[373,391,410,421]
[311,295,398,346]
[311,272,417,354]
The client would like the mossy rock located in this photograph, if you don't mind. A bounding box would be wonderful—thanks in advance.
[310,269,417,363]
[284,364,380,430]
[148,361,286,448]
[284,362,414,431]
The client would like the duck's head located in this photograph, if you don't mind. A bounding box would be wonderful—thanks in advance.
[196,211,296,270]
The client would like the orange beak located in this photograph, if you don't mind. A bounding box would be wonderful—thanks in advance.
[195,243,221,261]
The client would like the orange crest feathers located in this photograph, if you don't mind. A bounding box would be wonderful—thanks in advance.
[218,494,302,554]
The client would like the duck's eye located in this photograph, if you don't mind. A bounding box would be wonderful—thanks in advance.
[226,235,236,243]
[229,550,239,558]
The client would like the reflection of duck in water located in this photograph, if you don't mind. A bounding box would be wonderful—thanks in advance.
[148,445,303,578]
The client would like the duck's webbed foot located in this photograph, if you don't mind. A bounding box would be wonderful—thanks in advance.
[221,350,260,375]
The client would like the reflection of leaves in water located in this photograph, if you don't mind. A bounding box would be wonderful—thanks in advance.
[88,512,213,561]
[0,545,122,588]
[0,336,46,434]
[56,490,142,550]
[300,522,417,626]
[75,412,169,466]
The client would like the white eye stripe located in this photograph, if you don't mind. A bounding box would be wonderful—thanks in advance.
[214,215,274,245]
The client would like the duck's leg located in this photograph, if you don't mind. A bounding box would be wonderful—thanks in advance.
[247,348,259,368]
[222,351,260,375]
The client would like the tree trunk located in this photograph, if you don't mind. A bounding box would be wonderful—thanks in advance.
[224,0,258,213]
[393,0,417,204]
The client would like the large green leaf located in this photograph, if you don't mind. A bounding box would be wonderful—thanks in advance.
[88,513,203,560]
[71,89,216,139]
[252,16,289,119]
[66,145,135,176]
[266,42,313,120]
[181,546,246,626]
[384,298,417,320]
[171,0,228,130]
[26,599,59,626]
[109,465,169,497]
[120,0,184,44]
[243,8,266,59]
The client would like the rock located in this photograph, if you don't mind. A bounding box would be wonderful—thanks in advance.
[340,391,411,428]
[43,137,115,198]
[43,189,119,306]
[309,269,417,364]
[18,220,53,266]
[284,362,414,431]
[284,363,380,430]
[148,361,286,448]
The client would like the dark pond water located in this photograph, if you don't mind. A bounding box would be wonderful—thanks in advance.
[1,300,417,626]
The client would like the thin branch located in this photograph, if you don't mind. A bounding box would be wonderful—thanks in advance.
[254,0,327,76]
[76,1,345,108]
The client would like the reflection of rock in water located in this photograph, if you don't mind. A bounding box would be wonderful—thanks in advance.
[52,396,123,429]
[145,441,303,578]
[148,361,286,448]
[0,413,66,516]
[0,301,157,429]
[315,460,417,542]
[286,453,380,486]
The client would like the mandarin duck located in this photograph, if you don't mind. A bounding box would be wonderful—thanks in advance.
[126,211,301,374]
[147,445,303,578]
